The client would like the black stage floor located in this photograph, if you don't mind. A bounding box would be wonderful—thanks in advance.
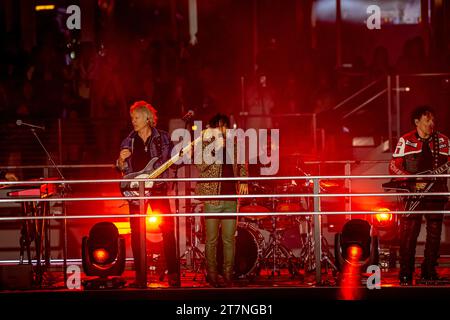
[1,269,450,318]
[2,268,450,300]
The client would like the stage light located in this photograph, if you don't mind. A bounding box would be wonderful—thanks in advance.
[334,219,379,272]
[347,245,362,261]
[92,248,109,264]
[146,206,161,233]
[148,216,158,224]
[35,5,55,11]
[375,212,392,223]
[82,222,126,289]
[371,207,395,229]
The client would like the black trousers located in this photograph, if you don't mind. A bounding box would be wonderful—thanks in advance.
[128,196,179,278]
[399,199,446,278]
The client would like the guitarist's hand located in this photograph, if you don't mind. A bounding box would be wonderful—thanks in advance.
[118,149,132,167]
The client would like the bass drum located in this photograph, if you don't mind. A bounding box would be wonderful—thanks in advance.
[217,222,265,278]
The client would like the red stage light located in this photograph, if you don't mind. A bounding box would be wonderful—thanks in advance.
[148,216,158,223]
[93,248,109,264]
[372,207,393,227]
[82,222,126,288]
[347,245,362,262]
[112,207,162,235]
[375,212,392,223]
[146,207,161,233]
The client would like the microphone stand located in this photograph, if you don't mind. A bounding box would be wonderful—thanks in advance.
[28,128,70,287]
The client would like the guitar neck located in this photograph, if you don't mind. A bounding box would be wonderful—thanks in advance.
[148,134,204,179]
[431,162,450,175]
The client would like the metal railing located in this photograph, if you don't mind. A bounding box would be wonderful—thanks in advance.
[1,166,449,284]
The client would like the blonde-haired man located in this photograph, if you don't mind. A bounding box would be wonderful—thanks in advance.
[117,100,179,287]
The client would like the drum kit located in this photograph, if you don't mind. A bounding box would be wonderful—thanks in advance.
[181,179,337,282]
[237,181,309,279]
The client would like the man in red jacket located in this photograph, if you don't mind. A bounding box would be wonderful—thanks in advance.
[390,106,450,285]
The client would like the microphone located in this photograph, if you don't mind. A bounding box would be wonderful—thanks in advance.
[181,110,195,121]
[16,120,45,131]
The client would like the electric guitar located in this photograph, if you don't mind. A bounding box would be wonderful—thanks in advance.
[383,161,450,212]
[120,132,208,197]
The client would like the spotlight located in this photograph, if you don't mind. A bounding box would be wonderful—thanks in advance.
[375,212,393,226]
[148,215,158,224]
[347,245,362,261]
[334,219,379,271]
[146,207,161,233]
[371,207,396,229]
[82,222,126,289]
[375,212,392,223]
[92,248,109,264]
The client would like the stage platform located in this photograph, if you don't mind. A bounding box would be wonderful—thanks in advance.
[1,268,450,300]
[1,268,450,319]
